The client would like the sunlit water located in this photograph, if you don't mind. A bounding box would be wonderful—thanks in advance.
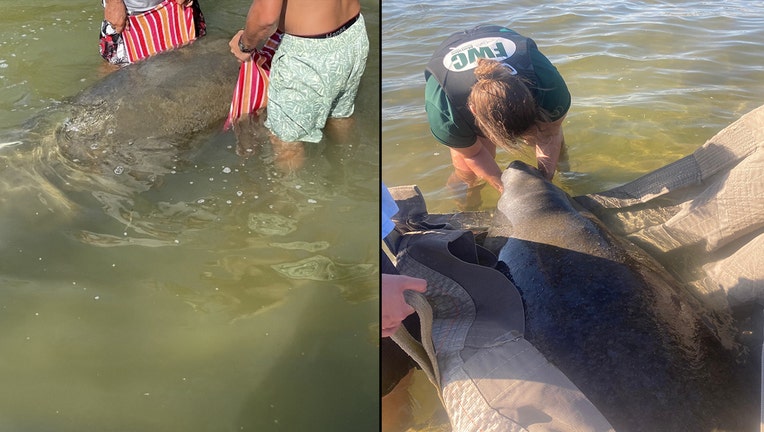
[382,1,764,430]
[0,1,380,431]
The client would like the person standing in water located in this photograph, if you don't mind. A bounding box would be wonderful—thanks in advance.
[425,24,570,207]
[229,0,369,173]
[100,0,206,65]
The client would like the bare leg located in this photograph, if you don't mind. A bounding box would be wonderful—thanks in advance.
[270,134,306,174]
[324,117,355,143]
[448,150,485,211]
[232,110,268,158]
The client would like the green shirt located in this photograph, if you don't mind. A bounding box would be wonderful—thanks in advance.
[424,47,570,148]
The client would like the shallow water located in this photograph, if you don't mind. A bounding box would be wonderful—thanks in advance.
[0,1,380,431]
[382,0,764,213]
[382,1,764,430]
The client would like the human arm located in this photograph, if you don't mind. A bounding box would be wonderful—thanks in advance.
[450,137,504,193]
[104,0,128,33]
[381,274,427,338]
[104,0,192,33]
[526,115,566,180]
[229,0,282,62]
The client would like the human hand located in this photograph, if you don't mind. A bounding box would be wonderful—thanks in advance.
[229,29,254,63]
[173,0,193,6]
[532,117,566,180]
[381,274,427,338]
[104,0,128,33]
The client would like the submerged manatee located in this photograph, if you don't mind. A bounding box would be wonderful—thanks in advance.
[488,160,756,432]
[34,36,239,187]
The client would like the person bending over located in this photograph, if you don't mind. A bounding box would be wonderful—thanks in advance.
[425,25,570,205]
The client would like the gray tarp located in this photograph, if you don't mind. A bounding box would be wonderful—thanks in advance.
[576,104,763,309]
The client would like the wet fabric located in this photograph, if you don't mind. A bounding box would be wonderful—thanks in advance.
[387,185,614,432]
[264,14,369,143]
[576,104,764,309]
[99,0,206,65]
[224,31,282,129]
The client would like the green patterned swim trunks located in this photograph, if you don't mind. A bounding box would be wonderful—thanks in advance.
[265,14,369,143]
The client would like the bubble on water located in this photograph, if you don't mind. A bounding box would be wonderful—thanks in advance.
[197,199,205,204]
[113,166,124,175]
[90,143,98,150]
[209,177,214,182]
[236,191,243,197]
[307,199,317,204]
[222,167,232,174]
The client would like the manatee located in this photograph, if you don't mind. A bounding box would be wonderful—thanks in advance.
[488,160,757,432]
[12,36,240,201]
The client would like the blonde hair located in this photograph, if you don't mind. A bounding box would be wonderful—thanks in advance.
[467,58,541,150]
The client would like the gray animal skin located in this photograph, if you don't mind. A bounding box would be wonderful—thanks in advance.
[36,36,239,186]
[489,160,757,432]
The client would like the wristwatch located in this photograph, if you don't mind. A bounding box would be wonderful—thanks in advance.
[238,34,257,53]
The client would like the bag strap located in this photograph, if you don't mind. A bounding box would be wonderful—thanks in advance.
[391,291,445,406]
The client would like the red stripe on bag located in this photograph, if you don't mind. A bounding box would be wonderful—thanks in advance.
[224,31,283,129]
[123,0,197,63]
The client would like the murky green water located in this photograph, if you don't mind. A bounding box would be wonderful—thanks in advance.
[0,1,380,431]
[382,1,764,430]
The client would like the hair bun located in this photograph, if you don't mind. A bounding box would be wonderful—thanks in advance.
[474,58,510,81]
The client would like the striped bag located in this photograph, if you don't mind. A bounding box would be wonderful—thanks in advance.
[224,31,283,129]
[121,0,199,63]
[99,0,205,65]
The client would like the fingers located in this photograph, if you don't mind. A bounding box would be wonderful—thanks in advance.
[229,30,252,63]
[403,276,427,293]
[381,274,427,338]
[381,323,400,338]
[104,1,128,33]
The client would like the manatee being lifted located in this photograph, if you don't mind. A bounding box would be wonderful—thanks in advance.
[575,104,764,318]
[487,160,757,432]
[36,36,239,186]
[386,106,763,432]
